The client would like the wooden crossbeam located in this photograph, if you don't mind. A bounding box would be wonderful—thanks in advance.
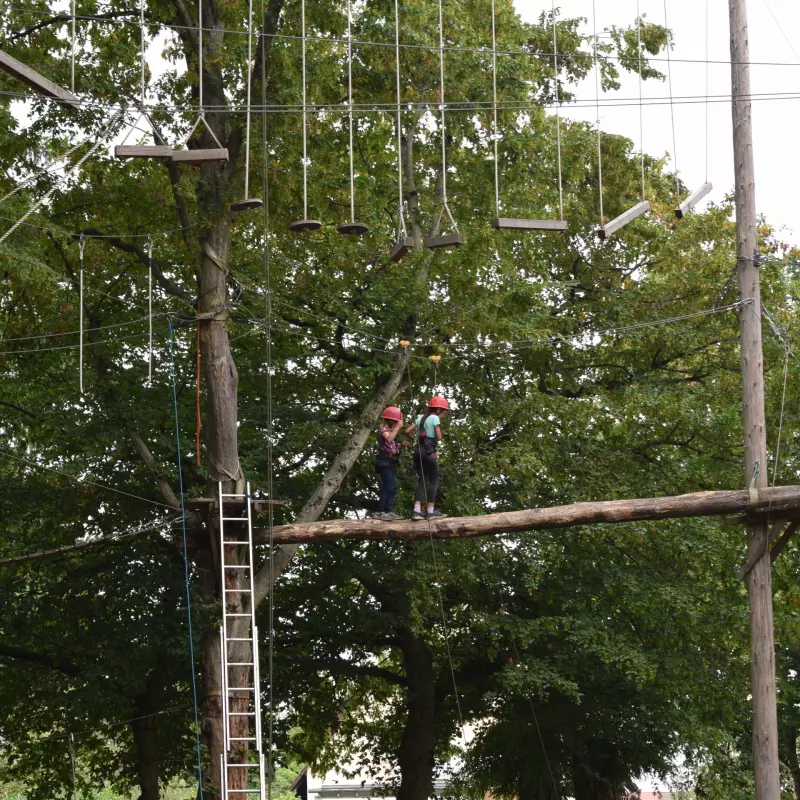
[252,485,800,545]
[0,49,80,108]
[596,200,651,240]
[675,182,713,219]
[491,218,568,232]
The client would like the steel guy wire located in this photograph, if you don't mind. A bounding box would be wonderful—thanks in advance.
[762,0,800,63]
[8,7,800,69]
[0,447,177,509]
[300,0,309,219]
[139,0,146,107]
[70,0,76,94]
[635,0,645,202]
[0,314,156,343]
[663,0,679,201]
[772,345,789,487]
[551,0,563,221]
[491,0,500,216]
[0,212,196,239]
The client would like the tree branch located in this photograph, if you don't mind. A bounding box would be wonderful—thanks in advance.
[0,643,82,676]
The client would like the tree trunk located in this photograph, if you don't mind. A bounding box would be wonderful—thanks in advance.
[131,682,163,800]
[396,627,437,800]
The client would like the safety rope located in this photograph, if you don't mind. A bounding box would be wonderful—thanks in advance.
[78,234,85,395]
[168,319,205,799]
[70,0,76,94]
[147,234,153,385]
[704,0,709,183]
[196,306,202,467]
[394,0,406,238]
[551,0,564,221]
[260,9,276,796]
[592,0,603,226]
[435,0,457,231]
[242,0,255,200]
[139,0,146,107]
[69,732,77,800]
[635,0,645,201]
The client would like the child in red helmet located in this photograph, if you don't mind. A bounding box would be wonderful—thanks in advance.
[374,406,404,520]
[404,396,449,521]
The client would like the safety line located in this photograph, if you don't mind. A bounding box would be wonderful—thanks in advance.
[663,0,679,202]
[167,319,205,799]
[0,447,176,509]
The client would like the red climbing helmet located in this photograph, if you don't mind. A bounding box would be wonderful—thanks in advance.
[381,406,403,422]
[428,395,449,410]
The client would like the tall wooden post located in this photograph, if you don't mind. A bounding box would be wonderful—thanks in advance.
[728,1,780,797]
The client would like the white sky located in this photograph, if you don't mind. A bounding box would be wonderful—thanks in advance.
[515,0,800,245]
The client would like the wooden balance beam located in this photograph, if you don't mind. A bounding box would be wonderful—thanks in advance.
[254,485,800,545]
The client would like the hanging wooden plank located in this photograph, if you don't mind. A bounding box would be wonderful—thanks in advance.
[171,148,229,164]
[424,233,466,250]
[596,200,650,240]
[0,48,80,108]
[389,236,415,261]
[251,484,800,545]
[675,182,713,219]
[115,145,173,159]
[491,218,568,232]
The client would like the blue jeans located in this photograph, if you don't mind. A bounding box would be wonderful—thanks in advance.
[376,465,398,512]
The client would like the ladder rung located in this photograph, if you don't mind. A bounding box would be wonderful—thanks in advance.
[226,613,251,617]
[222,516,248,522]
[228,662,254,666]
[226,763,261,767]
[227,687,255,691]
[226,637,253,642]
[229,737,257,741]
[225,790,262,794]
[220,493,248,497]
[228,712,255,716]
[222,541,250,545]
[224,566,250,570]
[224,588,251,593]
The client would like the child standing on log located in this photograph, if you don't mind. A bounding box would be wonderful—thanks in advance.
[374,406,404,520]
[405,396,449,521]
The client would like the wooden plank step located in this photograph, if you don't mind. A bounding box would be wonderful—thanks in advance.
[0,48,80,108]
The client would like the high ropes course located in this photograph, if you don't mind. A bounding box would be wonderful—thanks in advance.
[0,0,793,798]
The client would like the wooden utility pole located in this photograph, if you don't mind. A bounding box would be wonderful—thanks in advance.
[728,1,780,796]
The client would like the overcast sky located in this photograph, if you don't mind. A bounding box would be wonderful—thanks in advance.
[514,0,800,245]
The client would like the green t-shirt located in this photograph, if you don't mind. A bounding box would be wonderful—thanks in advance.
[416,413,440,440]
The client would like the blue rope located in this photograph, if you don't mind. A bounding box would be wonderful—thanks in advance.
[168,320,205,798]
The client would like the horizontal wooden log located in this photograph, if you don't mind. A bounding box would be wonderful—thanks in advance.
[491,217,568,232]
[0,48,80,107]
[254,486,800,545]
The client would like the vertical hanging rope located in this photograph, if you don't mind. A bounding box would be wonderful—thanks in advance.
[592,1,603,226]
[70,0,76,93]
[663,0,679,201]
[78,235,85,395]
[147,234,153,385]
[551,0,564,221]
[139,0,146,108]
[301,0,309,220]
[168,319,205,799]
[394,0,406,237]
[437,0,450,215]
[260,3,276,795]
[635,0,645,201]
[490,0,500,216]
[346,0,356,224]
[704,0,709,184]
[68,732,77,800]
[242,0,254,199]
[195,314,202,467]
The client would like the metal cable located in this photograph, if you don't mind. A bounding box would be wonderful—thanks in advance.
[139,0,146,107]
[592,1,603,226]
[551,0,563,220]
[437,0,449,211]
[69,733,77,800]
[635,0,645,201]
[147,234,153,384]
[167,319,205,799]
[346,0,356,223]
[78,234,85,395]
[301,0,309,219]
[394,0,406,236]
[772,346,789,487]
[705,0,709,183]
[491,0,500,216]
[663,0,679,201]
[70,0,76,93]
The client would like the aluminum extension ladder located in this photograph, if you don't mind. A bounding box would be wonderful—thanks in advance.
[218,481,266,800]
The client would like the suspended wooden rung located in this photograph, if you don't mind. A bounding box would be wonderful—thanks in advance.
[288,219,323,233]
[491,217,568,232]
[675,182,713,219]
[171,148,229,164]
[425,232,466,250]
[0,48,80,108]
[230,198,263,212]
[389,236,415,262]
[337,222,371,236]
[115,145,173,159]
[596,200,650,241]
